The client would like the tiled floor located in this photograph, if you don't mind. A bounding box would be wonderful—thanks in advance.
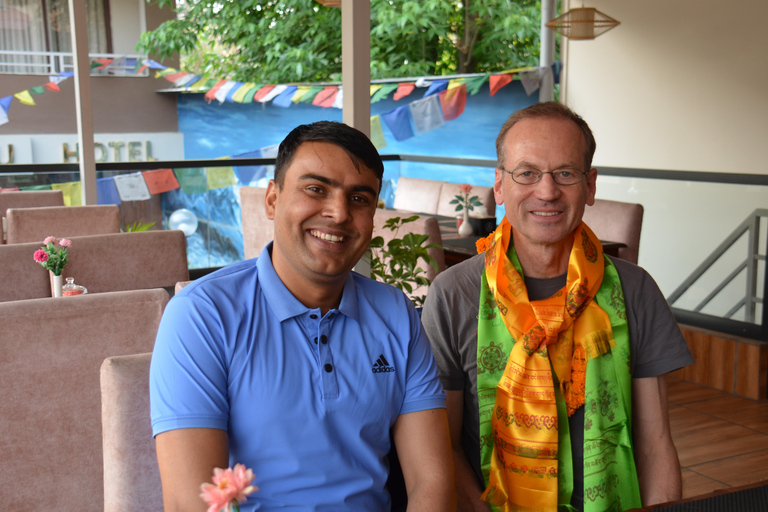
[668,377,768,498]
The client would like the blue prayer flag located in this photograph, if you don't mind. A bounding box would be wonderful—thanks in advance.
[0,96,11,114]
[232,149,266,184]
[423,80,449,97]
[272,86,298,108]
[381,106,415,142]
[96,177,121,205]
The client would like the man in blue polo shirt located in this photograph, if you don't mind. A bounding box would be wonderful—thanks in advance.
[150,121,456,512]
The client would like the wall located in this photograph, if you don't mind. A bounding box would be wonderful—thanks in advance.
[560,0,768,304]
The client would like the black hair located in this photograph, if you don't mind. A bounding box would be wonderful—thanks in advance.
[273,121,384,189]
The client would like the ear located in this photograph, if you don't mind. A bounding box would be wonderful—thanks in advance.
[265,180,278,220]
[585,168,598,206]
[493,167,505,206]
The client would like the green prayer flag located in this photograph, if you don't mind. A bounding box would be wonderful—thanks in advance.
[30,86,45,95]
[206,166,237,190]
[20,184,53,190]
[465,73,489,95]
[242,84,264,104]
[299,86,324,103]
[174,168,208,195]
[371,83,398,103]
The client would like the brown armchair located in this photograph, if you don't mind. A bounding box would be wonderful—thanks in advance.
[6,204,121,244]
[582,199,644,264]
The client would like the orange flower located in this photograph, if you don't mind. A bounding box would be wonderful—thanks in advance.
[200,463,257,512]
[459,183,472,195]
[475,232,494,254]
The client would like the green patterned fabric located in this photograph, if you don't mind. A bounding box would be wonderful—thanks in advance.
[477,250,642,511]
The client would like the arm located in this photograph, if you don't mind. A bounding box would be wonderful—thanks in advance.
[632,375,682,506]
[393,408,457,512]
[155,428,230,512]
[446,391,491,512]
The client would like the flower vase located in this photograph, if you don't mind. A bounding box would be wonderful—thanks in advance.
[458,209,473,238]
[50,273,63,298]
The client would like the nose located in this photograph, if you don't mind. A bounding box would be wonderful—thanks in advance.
[533,172,562,201]
[322,192,352,224]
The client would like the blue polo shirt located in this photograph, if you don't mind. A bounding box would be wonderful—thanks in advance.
[150,244,445,511]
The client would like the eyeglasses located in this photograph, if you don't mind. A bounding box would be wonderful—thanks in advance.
[499,167,586,186]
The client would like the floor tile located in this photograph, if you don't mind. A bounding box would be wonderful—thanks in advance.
[681,468,730,499]
[684,396,768,434]
[667,378,728,405]
[689,449,768,488]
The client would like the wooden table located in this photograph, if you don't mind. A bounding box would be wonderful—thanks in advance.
[436,216,626,267]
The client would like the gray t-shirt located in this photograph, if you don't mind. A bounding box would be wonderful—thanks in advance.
[421,253,694,508]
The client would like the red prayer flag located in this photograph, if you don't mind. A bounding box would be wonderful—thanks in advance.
[93,58,114,69]
[163,71,188,83]
[312,86,338,107]
[393,83,416,101]
[489,73,514,96]
[43,82,60,92]
[204,80,228,103]
[252,85,276,103]
[142,168,180,195]
[439,84,467,122]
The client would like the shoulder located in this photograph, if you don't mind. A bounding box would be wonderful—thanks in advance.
[430,253,485,297]
[607,256,661,299]
[175,259,259,303]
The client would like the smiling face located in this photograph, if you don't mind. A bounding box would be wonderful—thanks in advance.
[265,141,379,304]
[494,116,597,255]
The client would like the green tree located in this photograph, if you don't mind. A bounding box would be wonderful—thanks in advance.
[138,0,541,83]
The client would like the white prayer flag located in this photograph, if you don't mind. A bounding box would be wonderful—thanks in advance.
[259,85,287,103]
[519,68,547,96]
[113,172,151,202]
[214,81,238,103]
[415,78,432,88]
[332,87,344,109]
[0,108,8,126]
[409,94,445,134]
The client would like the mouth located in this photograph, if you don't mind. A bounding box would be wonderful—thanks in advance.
[531,211,561,217]
[310,229,346,243]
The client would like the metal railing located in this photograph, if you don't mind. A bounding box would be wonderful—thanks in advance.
[0,50,149,76]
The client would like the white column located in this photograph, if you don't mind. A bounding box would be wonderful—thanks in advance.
[68,0,97,205]
[539,0,556,103]
[341,0,371,136]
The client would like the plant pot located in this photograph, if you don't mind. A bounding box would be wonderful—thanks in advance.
[458,210,474,237]
[50,272,63,298]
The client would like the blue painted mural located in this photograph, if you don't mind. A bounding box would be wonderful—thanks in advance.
[169,80,537,267]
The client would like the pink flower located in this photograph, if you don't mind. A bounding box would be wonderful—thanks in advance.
[33,249,49,263]
[43,236,56,245]
[200,464,257,512]
[459,183,472,195]
[59,239,72,248]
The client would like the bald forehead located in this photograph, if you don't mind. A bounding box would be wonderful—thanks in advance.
[501,117,587,168]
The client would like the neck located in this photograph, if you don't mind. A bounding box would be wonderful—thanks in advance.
[513,233,573,279]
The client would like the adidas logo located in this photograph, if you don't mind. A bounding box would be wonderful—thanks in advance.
[372,354,395,373]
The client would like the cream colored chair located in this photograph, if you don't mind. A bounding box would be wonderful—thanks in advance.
[582,199,644,264]
[393,176,495,219]
[101,353,163,512]
[0,230,189,302]
[241,186,274,260]
[0,289,169,511]
[6,204,121,244]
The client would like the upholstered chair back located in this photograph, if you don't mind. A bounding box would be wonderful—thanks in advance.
[241,186,274,260]
[101,353,162,511]
[6,205,121,244]
[0,189,64,244]
[393,176,495,219]
[0,289,169,511]
[0,230,189,302]
[582,199,644,264]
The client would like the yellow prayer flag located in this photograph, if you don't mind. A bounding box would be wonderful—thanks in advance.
[51,181,82,206]
[369,115,387,150]
[370,84,383,97]
[189,77,211,92]
[231,83,255,103]
[447,78,464,90]
[14,90,35,106]
[291,86,311,104]
[206,166,237,190]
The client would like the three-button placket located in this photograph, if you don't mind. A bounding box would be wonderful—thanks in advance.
[310,311,338,399]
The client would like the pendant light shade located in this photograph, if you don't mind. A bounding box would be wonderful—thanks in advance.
[315,0,342,7]
[545,7,620,40]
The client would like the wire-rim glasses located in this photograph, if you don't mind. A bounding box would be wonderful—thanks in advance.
[499,167,586,186]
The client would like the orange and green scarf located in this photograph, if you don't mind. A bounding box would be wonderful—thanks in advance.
[476,218,641,511]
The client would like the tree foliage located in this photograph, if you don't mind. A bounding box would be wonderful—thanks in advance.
[138,0,541,83]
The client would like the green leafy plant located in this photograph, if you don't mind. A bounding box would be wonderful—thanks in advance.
[123,220,156,232]
[369,215,442,308]
[450,183,484,213]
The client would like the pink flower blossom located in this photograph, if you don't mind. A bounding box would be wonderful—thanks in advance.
[459,183,472,195]
[33,249,49,263]
[43,236,57,245]
[59,239,72,248]
[200,464,257,512]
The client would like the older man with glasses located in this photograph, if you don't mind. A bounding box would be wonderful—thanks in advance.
[422,102,694,512]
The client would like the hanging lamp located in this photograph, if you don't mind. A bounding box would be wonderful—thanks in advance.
[545,7,620,40]
[315,0,342,7]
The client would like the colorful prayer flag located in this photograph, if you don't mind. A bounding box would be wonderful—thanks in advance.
[96,177,121,205]
[231,150,265,184]
[241,84,264,103]
[14,91,35,106]
[253,85,277,102]
[206,166,237,190]
[231,83,255,103]
[299,86,324,104]
[204,80,228,103]
[369,115,387,150]
[272,86,299,108]
[490,73,513,96]
[291,86,311,103]
[331,87,344,109]
[393,82,415,101]
[371,84,398,103]
[519,68,545,96]
[464,73,489,96]
[223,82,243,103]
[51,181,82,206]
[381,105,415,142]
[409,94,444,134]
[29,86,44,94]
[174,168,208,195]
[423,80,449,98]
[439,83,467,121]
[43,82,60,92]
[312,86,338,107]
[142,168,180,195]
[259,84,287,103]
